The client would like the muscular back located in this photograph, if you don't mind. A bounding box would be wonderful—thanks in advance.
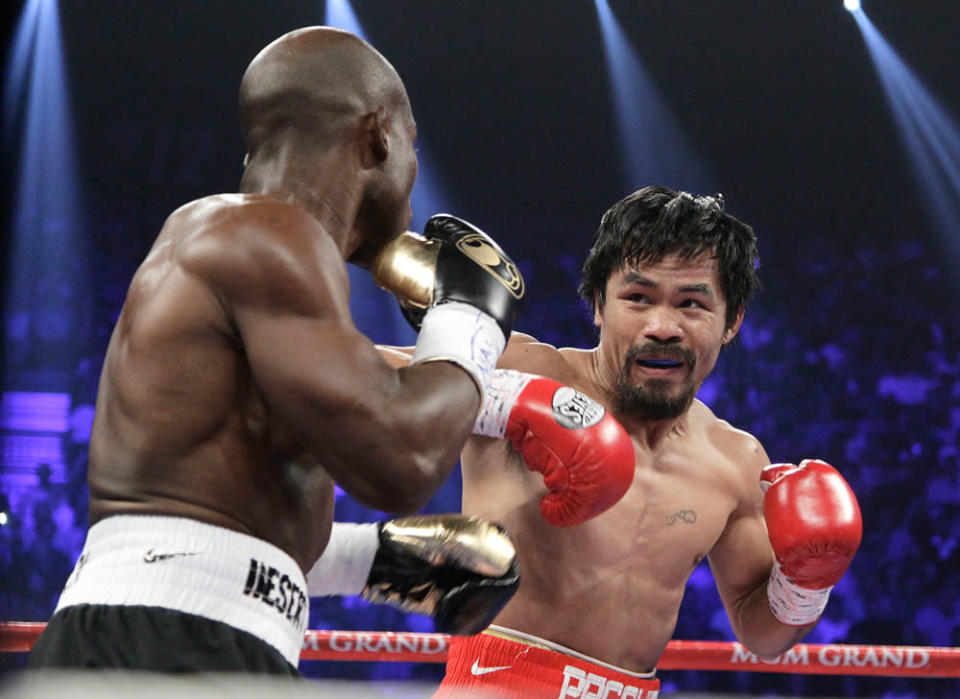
[89,195,340,570]
[461,334,770,672]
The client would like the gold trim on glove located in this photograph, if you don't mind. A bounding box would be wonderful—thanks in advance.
[371,231,440,309]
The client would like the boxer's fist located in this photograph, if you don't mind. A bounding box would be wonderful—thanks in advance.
[362,515,519,635]
[762,459,862,625]
[475,370,635,526]
[371,214,524,339]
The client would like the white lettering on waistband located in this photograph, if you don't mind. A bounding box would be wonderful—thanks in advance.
[559,664,659,698]
[55,514,308,667]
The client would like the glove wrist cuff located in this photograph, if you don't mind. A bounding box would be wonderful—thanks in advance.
[767,560,832,626]
[304,522,380,597]
[473,369,535,438]
[411,302,506,401]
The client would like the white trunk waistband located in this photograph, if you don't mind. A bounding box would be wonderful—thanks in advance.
[56,514,309,667]
[487,625,657,679]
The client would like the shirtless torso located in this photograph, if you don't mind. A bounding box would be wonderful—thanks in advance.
[462,335,771,672]
[88,195,338,570]
[31,26,531,674]
[88,191,481,573]
[386,190,843,680]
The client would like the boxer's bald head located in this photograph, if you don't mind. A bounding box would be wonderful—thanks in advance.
[238,27,418,260]
[239,26,411,157]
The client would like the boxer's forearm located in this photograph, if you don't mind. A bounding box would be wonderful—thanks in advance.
[731,579,815,659]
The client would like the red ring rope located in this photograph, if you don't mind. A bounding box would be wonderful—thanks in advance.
[2,623,958,678]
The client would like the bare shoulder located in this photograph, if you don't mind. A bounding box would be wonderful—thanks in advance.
[695,400,769,485]
[498,332,581,385]
[174,194,348,314]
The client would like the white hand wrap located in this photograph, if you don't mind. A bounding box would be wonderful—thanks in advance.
[767,560,833,626]
[305,522,379,597]
[472,369,534,438]
[411,301,505,401]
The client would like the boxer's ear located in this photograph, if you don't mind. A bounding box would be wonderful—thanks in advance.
[722,307,744,345]
[359,106,390,167]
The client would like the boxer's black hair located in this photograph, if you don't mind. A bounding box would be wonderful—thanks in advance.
[578,185,760,329]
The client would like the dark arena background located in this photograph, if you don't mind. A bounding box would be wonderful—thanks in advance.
[2,1,960,697]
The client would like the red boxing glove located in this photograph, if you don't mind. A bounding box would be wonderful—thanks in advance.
[474,370,635,526]
[761,459,862,625]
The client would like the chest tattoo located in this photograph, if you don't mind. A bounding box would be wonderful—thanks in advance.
[667,509,697,525]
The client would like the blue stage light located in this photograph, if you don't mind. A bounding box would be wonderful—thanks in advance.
[852,9,960,268]
[325,0,363,37]
[593,0,712,193]
[3,0,90,383]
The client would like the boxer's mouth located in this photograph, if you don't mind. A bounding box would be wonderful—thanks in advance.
[625,345,695,374]
[637,358,685,369]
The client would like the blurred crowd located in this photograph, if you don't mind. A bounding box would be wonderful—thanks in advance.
[2,232,959,698]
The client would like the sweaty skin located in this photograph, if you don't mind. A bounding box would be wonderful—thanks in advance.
[88,28,482,574]
[383,253,811,671]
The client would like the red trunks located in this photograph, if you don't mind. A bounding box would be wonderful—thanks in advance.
[434,626,660,698]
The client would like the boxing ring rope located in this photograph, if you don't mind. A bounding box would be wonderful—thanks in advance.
[2,623,959,678]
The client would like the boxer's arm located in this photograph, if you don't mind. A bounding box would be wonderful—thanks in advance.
[378,338,634,526]
[192,205,479,514]
[380,332,563,373]
[707,438,813,658]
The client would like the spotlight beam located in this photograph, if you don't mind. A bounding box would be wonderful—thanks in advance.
[4,0,90,384]
[593,0,711,193]
[852,9,960,261]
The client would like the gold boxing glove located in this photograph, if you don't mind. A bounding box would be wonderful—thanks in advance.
[371,214,524,337]
[371,230,439,310]
[370,230,439,330]
[362,514,519,636]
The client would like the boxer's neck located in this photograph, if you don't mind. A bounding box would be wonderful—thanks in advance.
[240,143,364,258]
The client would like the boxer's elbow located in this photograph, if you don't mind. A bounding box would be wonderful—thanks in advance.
[355,449,452,515]
[726,584,811,660]
[389,457,445,514]
[393,437,465,510]
[740,635,803,661]
[731,604,813,660]
[317,390,472,513]
[341,426,462,514]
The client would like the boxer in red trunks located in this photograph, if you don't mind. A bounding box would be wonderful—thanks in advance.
[377,186,862,698]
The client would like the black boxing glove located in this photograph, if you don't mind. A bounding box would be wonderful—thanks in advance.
[420,214,524,338]
[372,214,525,396]
[306,515,519,635]
[372,214,524,337]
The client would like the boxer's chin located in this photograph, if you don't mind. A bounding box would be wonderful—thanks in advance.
[612,375,694,421]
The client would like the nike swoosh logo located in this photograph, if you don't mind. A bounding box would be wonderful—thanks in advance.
[144,549,201,563]
[471,659,512,675]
